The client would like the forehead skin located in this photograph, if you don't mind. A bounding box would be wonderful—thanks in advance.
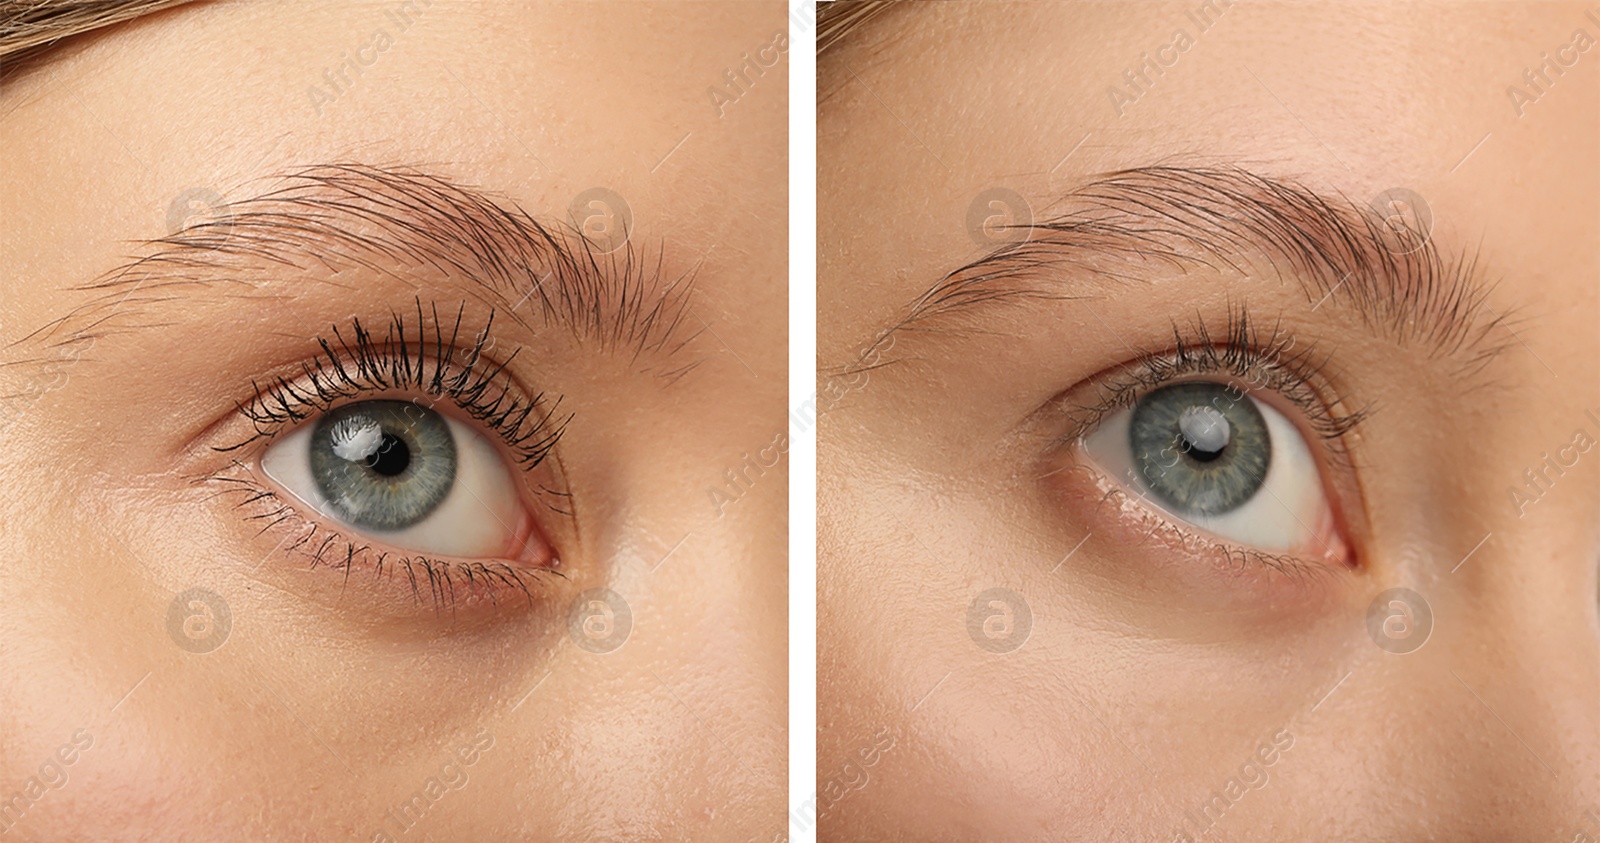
[0,2,784,840]
[821,0,1596,356]
[819,2,1597,841]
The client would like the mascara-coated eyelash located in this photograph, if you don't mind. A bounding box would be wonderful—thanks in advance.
[196,300,572,614]
[220,299,568,467]
[1060,306,1369,460]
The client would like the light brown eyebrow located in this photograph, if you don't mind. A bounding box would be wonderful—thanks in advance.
[850,165,1513,381]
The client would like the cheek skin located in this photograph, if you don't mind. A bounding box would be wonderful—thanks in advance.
[817,585,1130,836]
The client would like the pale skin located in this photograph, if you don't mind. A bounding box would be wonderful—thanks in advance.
[0,2,786,840]
[819,2,1598,841]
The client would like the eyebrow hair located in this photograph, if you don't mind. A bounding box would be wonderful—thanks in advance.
[12,162,700,378]
[855,165,1512,380]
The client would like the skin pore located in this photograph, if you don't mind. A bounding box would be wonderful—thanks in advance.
[819,2,1597,841]
[0,2,785,840]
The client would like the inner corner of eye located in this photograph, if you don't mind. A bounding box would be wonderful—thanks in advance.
[1075,381,1343,559]
[255,399,542,563]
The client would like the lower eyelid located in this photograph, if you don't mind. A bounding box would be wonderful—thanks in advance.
[1042,459,1351,607]
[196,438,565,616]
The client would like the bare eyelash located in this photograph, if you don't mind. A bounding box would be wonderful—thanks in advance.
[1082,470,1340,584]
[217,298,568,466]
[1062,304,1369,460]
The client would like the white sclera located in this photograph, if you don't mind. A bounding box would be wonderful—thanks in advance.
[261,410,521,558]
[1080,392,1330,552]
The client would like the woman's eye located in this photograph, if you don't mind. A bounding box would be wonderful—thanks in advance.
[1079,380,1339,555]
[260,399,529,559]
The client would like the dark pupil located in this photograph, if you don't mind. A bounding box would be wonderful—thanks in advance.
[365,433,411,477]
[1183,435,1224,461]
[309,400,457,531]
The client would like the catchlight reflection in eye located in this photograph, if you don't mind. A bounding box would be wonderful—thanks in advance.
[1080,381,1339,554]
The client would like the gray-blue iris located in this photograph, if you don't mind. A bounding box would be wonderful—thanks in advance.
[309,400,456,531]
[1129,382,1270,516]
